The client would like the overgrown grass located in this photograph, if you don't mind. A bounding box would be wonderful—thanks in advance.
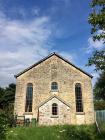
[98,122,105,136]
[6,124,105,140]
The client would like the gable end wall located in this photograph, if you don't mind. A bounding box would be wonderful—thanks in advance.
[14,55,94,124]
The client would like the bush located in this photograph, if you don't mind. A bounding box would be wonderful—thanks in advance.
[60,125,96,140]
[94,101,105,110]
[0,110,8,140]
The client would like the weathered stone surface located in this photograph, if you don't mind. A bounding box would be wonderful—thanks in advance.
[14,54,95,125]
[39,97,70,125]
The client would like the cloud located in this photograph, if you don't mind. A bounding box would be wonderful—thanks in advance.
[91,72,99,86]
[0,11,54,87]
[87,30,105,53]
[86,37,105,53]
[0,10,76,87]
[88,37,104,49]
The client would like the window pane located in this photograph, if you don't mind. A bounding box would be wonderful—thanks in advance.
[76,100,83,112]
[25,83,33,112]
[52,103,58,115]
[75,83,83,112]
[51,82,58,90]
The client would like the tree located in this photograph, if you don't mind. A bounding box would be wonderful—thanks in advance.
[88,1,105,101]
[87,50,105,71]
[0,83,16,127]
[94,100,105,110]
[0,83,16,110]
[88,0,105,70]
[88,0,105,41]
[0,87,5,108]
[94,71,105,100]
[0,110,8,140]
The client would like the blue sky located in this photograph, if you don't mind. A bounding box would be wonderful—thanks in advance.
[0,0,104,86]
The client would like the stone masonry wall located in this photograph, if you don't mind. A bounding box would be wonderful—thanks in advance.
[39,97,70,125]
[14,55,95,125]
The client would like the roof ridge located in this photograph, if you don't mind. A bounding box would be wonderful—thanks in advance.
[14,52,93,78]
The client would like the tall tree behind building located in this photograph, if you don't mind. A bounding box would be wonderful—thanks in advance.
[88,0,105,101]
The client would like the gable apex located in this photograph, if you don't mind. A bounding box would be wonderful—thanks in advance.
[14,52,93,78]
[38,95,70,108]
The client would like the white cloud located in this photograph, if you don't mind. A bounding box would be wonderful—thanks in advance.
[87,37,105,53]
[0,11,54,87]
[0,7,76,87]
[88,37,104,49]
[91,72,99,86]
[87,30,105,53]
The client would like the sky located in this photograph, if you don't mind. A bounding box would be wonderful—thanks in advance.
[0,0,105,87]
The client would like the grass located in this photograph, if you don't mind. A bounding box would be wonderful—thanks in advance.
[6,124,105,140]
[98,121,105,134]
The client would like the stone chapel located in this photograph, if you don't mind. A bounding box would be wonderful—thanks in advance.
[14,52,94,125]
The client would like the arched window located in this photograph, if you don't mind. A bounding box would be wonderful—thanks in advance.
[52,103,58,115]
[25,83,33,112]
[51,82,58,91]
[75,83,83,112]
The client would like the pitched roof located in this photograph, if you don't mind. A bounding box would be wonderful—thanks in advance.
[15,52,93,78]
[38,95,70,108]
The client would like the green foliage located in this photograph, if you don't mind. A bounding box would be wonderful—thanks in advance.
[0,110,8,140]
[100,123,105,133]
[96,121,105,138]
[60,125,96,140]
[87,50,105,100]
[88,1,105,101]
[0,87,5,107]
[6,125,105,140]
[6,110,15,127]
[94,101,105,110]
[0,83,16,110]
[87,50,105,71]
[88,0,105,41]
[0,83,16,127]
[94,72,105,100]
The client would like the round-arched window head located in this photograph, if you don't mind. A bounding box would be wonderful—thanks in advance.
[51,82,58,91]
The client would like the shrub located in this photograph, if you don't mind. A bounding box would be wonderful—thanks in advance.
[60,125,96,140]
[94,101,105,110]
[0,110,8,140]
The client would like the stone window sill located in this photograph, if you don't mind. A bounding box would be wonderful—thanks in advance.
[50,90,59,92]
[23,112,33,115]
[51,115,59,118]
[76,112,85,115]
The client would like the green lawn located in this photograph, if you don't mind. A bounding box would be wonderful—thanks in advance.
[6,124,105,140]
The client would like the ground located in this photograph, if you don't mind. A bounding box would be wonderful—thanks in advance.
[6,124,105,140]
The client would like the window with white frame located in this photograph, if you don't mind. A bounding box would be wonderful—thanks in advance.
[51,82,58,91]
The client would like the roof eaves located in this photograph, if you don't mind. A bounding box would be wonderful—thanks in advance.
[14,52,93,78]
[54,53,93,78]
[14,52,56,78]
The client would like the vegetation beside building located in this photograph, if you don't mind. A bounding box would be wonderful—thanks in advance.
[6,124,105,140]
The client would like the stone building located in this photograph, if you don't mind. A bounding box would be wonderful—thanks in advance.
[14,52,95,125]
